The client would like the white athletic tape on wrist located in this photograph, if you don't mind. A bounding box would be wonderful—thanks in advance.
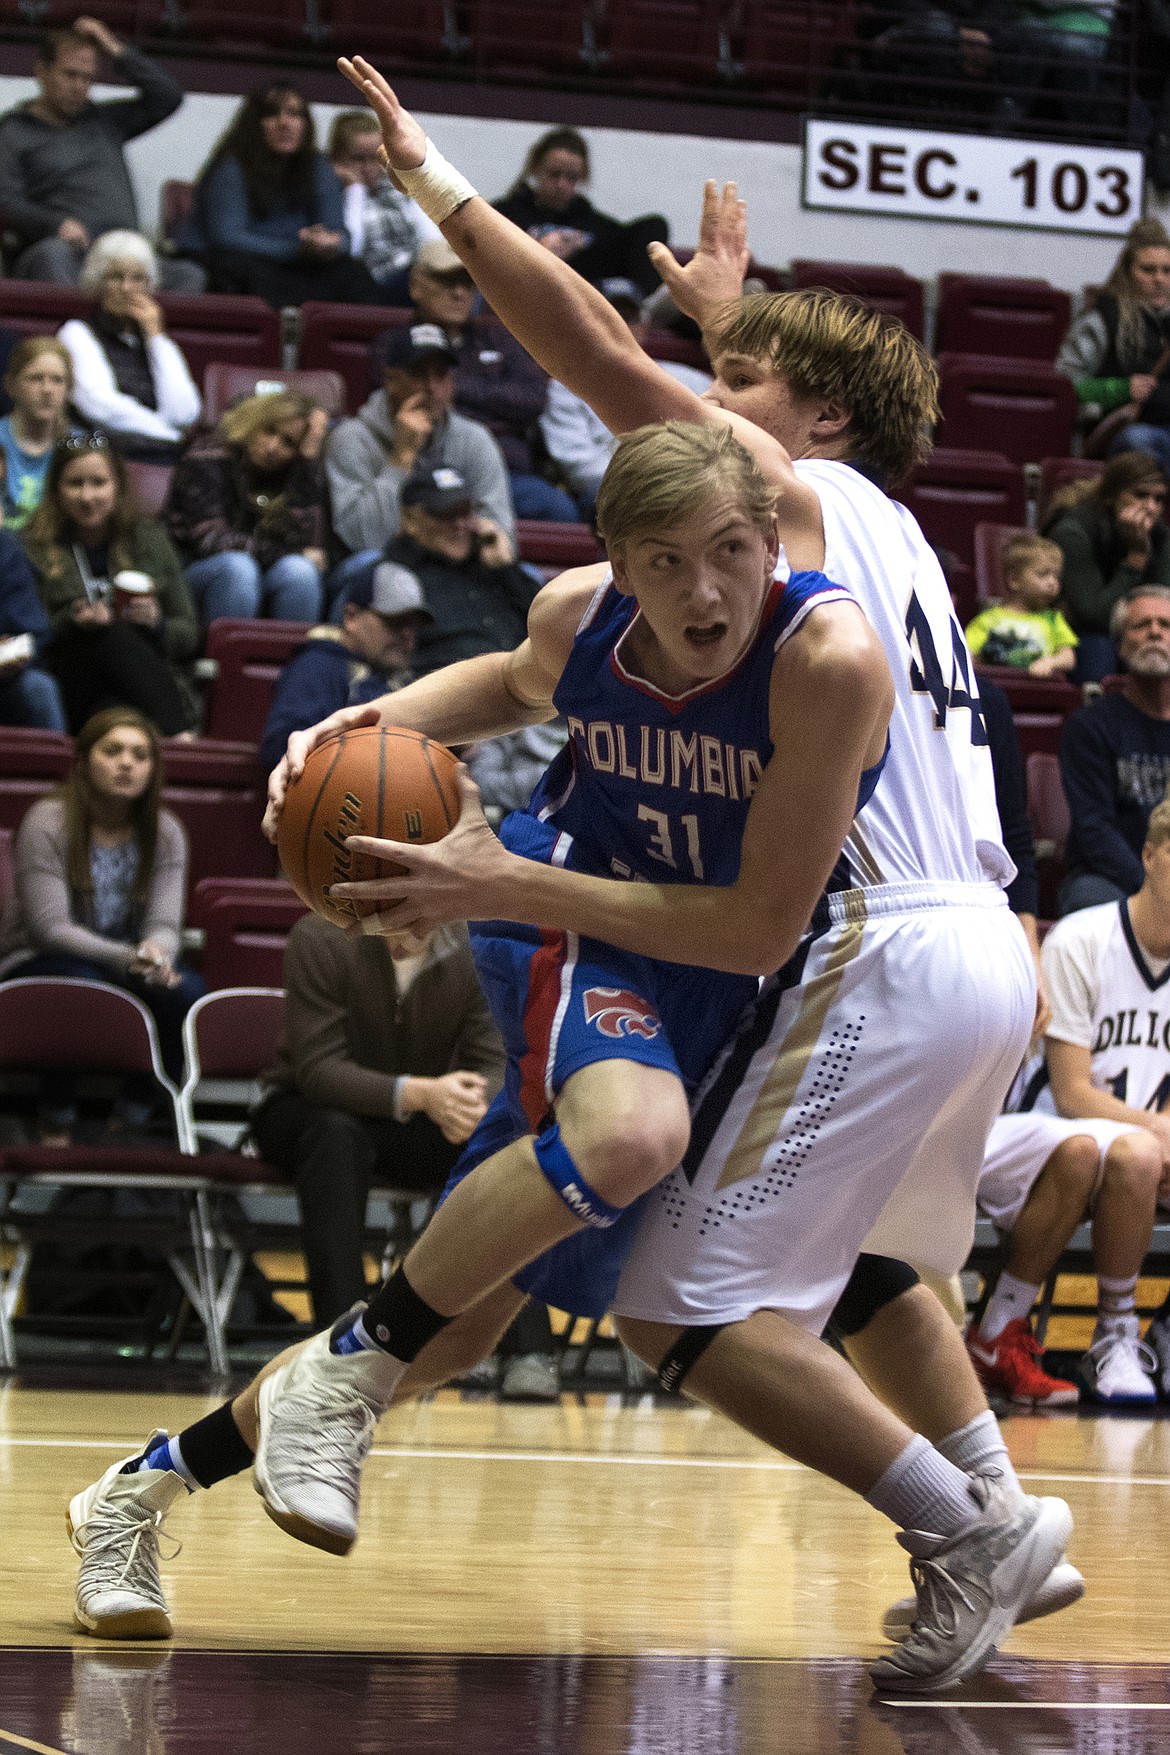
[396,140,478,226]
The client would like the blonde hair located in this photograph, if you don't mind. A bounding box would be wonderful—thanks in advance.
[709,288,939,487]
[1146,796,1170,850]
[1002,532,1062,586]
[219,389,315,448]
[595,421,777,556]
[4,334,72,395]
[1104,216,1170,364]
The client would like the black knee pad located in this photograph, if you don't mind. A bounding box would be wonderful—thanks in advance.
[827,1254,920,1341]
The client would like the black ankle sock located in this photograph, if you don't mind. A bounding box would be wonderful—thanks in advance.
[174,1399,255,1489]
[356,1268,452,1363]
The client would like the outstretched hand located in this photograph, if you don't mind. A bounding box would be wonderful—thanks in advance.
[647,180,749,326]
[337,56,428,190]
[262,702,383,844]
[331,766,516,936]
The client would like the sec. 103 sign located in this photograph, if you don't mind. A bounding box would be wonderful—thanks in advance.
[803,119,1143,236]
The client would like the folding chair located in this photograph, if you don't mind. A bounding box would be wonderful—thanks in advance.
[0,979,219,1371]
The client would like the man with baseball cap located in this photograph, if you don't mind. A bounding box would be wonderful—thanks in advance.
[399,237,577,523]
[324,318,515,569]
[259,558,431,773]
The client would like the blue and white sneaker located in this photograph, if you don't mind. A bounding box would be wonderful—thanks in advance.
[1079,1321,1158,1404]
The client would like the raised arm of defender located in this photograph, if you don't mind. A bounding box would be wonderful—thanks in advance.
[335,600,894,980]
[336,57,824,568]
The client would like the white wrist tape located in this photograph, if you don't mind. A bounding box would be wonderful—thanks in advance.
[396,139,478,226]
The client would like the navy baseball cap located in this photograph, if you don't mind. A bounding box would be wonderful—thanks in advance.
[400,465,473,517]
[378,322,459,371]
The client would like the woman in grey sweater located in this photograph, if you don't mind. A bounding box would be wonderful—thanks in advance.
[0,707,204,1134]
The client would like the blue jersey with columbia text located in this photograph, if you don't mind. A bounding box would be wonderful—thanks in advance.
[523,568,858,885]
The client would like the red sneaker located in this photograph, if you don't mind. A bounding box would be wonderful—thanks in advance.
[966,1317,1080,1407]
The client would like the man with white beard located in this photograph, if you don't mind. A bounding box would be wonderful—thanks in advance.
[1059,586,1170,915]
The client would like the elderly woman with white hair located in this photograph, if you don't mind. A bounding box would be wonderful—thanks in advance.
[57,231,201,461]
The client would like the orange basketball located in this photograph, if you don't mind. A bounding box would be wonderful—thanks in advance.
[277,725,461,929]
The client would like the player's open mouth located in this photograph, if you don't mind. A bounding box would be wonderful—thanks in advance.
[685,622,727,648]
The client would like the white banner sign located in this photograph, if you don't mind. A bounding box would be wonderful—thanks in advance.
[803,119,1143,236]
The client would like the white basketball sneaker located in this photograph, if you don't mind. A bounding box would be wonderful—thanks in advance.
[881,1556,1085,1642]
[1079,1321,1158,1404]
[253,1316,403,1555]
[869,1478,1074,1695]
[68,1434,187,1639]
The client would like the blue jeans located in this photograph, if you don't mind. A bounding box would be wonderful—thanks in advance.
[0,665,67,731]
[187,552,324,625]
[326,550,381,624]
[508,472,580,524]
[1107,423,1170,476]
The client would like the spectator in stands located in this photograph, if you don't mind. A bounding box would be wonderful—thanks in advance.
[0,338,77,529]
[969,1108,1161,1404]
[541,278,713,520]
[179,83,384,309]
[0,18,203,293]
[58,233,202,464]
[164,390,329,627]
[333,467,538,676]
[0,708,204,1137]
[21,433,197,736]
[325,324,513,580]
[1045,452,1170,682]
[1055,218,1170,469]
[251,911,503,1325]
[862,3,1001,112]
[1000,0,1120,126]
[328,110,438,303]
[259,561,429,773]
[494,126,668,299]
[400,237,577,524]
[965,532,1077,675]
[1058,585,1170,913]
[0,519,67,730]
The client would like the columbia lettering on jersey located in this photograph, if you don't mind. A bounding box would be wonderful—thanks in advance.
[523,567,853,888]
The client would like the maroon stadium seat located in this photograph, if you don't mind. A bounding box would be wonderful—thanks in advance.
[901,449,1027,570]
[0,826,12,917]
[159,179,196,244]
[735,1,857,94]
[326,0,453,62]
[789,259,925,341]
[187,878,306,991]
[0,282,89,339]
[1026,749,1071,916]
[973,520,1028,606]
[124,460,174,520]
[477,0,591,71]
[297,302,412,414]
[936,353,1077,464]
[0,728,72,832]
[516,521,601,575]
[155,293,281,387]
[202,363,346,423]
[974,666,1080,714]
[642,327,709,371]
[1039,455,1103,522]
[160,738,275,892]
[158,0,313,46]
[935,274,1071,363]
[606,0,723,78]
[201,618,311,746]
[1012,712,1064,759]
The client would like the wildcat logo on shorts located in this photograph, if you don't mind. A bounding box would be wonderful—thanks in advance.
[582,986,662,1040]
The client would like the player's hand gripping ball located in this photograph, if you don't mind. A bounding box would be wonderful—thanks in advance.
[277,725,461,932]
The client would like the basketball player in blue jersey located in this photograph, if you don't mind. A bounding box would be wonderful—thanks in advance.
[63,69,1075,1694]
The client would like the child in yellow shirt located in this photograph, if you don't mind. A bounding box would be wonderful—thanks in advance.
[965,533,1077,677]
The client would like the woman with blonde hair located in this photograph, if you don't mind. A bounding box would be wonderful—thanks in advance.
[164,389,330,624]
[0,707,204,1131]
[21,433,198,734]
[0,336,77,527]
[58,231,201,461]
[1055,217,1170,469]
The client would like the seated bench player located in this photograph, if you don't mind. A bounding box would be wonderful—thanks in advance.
[69,419,1071,1695]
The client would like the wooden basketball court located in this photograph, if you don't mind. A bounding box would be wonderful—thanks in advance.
[1,1379,1168,1754]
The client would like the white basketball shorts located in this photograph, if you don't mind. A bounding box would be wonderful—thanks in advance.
[977,1111,1140,1233]
[612,882,1036,1336]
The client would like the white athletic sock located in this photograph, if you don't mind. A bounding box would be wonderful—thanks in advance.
[865,1434,981,1538]
[1096,1274,1139,1333]
[938,1409,1021,1496]
[978,1271,1041,1341]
